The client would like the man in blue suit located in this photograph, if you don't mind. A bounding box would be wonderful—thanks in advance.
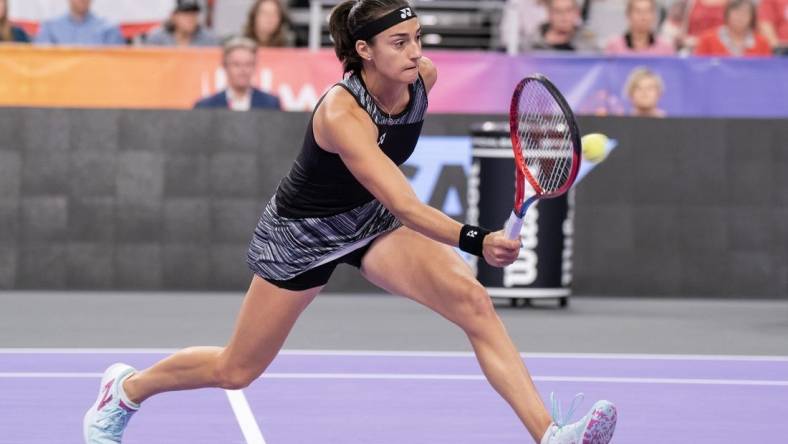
[194,37,281,111]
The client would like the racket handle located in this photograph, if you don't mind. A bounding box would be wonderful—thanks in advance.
[503,211,523,240]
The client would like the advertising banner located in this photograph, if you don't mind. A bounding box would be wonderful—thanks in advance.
[1,47,786,117]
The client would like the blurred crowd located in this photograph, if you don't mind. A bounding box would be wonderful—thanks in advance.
[1,0,785,56]
[0,0,293,48]
[504,0,785,56]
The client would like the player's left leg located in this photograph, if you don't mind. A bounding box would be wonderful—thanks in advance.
[361,226,616,444]
[361,226,552,441]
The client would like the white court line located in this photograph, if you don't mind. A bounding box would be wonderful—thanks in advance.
[225,390,267,444]
[2,372,788,387]
[1,348,788,362]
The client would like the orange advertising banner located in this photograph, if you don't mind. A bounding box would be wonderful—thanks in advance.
[0,46,344,111]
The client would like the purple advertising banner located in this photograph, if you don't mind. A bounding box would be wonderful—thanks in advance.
[426,52,788,117]
[1,47,785,116]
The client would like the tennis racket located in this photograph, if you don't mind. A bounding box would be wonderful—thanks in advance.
[503,74,582,240]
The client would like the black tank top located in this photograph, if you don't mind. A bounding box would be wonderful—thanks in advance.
[275,72,429,218]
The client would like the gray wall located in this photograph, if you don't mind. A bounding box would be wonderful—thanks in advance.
[0,109,785,298]
[575,117,788,298]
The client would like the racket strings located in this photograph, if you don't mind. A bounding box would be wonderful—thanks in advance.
[516,82,574,194]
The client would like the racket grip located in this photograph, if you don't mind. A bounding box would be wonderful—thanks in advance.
[503,211,523,240]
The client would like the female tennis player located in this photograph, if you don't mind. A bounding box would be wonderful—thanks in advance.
[84,1,616,443]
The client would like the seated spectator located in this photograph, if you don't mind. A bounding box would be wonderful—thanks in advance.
[625,67,666,117]
[695,0,772,56]
[243,0,294,47]
[0,0,29,43]
[529,0,598,52]
[606,0,676,55]
[758,0,788,47]
[194,37,280,111]
[146,0,218,47]
[34,0,124,46]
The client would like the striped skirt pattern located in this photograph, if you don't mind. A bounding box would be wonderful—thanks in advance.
[246,196,402,281]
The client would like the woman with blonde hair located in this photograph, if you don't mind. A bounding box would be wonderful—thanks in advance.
[243,0,294,47]
[0,0,30,43]
[625,67,667,117]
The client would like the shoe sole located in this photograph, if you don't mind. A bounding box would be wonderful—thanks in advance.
[82,363,131,443]
[582,401,617,444]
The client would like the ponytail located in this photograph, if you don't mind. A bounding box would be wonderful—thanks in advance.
[329,0,362,74]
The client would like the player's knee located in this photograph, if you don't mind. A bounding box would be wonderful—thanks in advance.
[214,362,258,390]
[453,281,495,329]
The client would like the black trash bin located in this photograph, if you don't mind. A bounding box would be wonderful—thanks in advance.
[468,122,573,307]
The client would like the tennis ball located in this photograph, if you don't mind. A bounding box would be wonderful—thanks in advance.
[581,133,609,163]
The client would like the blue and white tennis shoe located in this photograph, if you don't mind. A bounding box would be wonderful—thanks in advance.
[83,363,139,443]
[541,393,617,444]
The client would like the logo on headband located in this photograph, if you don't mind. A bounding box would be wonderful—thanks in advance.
[353,7,418,41]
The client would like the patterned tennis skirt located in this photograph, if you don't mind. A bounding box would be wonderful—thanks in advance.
[246,196,402,281]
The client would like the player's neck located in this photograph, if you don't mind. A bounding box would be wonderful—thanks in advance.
[360,69,407,115]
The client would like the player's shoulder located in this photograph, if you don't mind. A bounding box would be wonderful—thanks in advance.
[313,84,375,152]
[418,57,437,93]
[317,84,369,125]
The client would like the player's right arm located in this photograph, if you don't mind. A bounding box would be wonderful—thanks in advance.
[313,88,519,267]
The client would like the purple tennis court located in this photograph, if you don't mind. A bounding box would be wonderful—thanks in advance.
[2,349,786,443]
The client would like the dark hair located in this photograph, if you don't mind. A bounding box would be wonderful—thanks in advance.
[243,0,292,47]
[329,0,410,74]
[725,0,757,31]
[163,9,201,35]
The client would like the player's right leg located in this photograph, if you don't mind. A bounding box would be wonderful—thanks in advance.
[83,275,321,443]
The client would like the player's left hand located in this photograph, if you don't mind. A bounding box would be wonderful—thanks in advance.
[482,231,521,267]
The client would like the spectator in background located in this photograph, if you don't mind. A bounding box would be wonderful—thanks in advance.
[0,0,30,43]
[625,67,666,117]
[194,37,280,111]
[695,0,772,56]
[758,0,788,48]
[34,0,124,45]
[243,0,294,47]
[529,0,598,52]
[146,0,218,47]
[606,0,676,55]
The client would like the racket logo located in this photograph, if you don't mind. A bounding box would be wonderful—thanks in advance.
[400,7,413,18]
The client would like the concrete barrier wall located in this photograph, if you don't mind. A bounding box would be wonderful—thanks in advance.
[0,108,785,297]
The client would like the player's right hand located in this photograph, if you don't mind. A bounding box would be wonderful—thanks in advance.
[482,231,521,267]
